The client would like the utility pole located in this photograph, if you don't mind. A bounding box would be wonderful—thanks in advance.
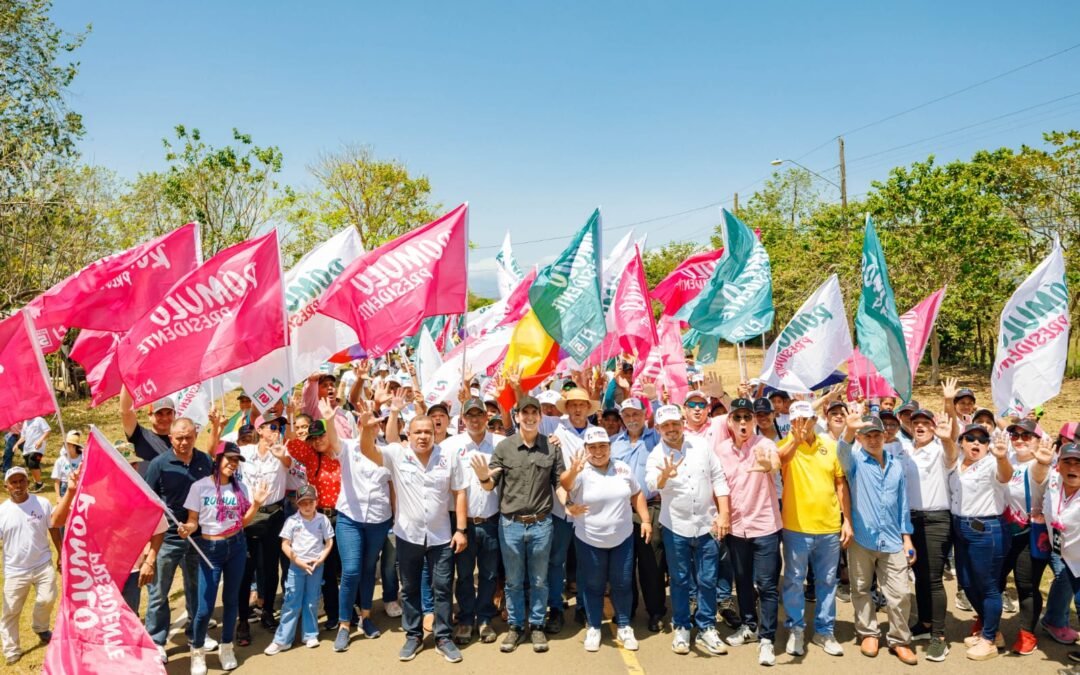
[839,136,847,210]
[733,192,739,213]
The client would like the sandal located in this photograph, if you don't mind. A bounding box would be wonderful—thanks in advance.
[235,620,252,647]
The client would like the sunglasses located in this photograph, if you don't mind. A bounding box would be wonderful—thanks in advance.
[264,423,281,432]
[961,434,989,445]
[731,414,753,423]
[685,401,708,410]
[1009,432,1035,441]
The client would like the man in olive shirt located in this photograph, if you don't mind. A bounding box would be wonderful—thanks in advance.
[472,396,565,655]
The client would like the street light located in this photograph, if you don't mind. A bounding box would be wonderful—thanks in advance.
[769,158,842,191]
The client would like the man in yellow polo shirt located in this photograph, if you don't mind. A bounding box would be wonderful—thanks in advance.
[775,401,852,658]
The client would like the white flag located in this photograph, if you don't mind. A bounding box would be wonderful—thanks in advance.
[760,274,853,393]
[240,228,364,414]
[495,231,523,300]
[415,326,443,389]
[422,325,514,405]
[992,237,1071,415]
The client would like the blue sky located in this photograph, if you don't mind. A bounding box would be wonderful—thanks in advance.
[53,1,1080,296]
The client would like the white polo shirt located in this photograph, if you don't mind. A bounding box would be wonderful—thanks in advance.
[949,455,1008,518]
[336,439,393,524]
[1045,475,1080,575]
[546,420,586,520]
[895,437,950,511]
[646,435,730,538]
[381,442,467,546]
[570,459,640,549]
[441,431,504,519]
[0,495,54,574]
[239,444,289,505]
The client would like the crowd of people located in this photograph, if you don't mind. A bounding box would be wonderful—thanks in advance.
[3,357,1080,673]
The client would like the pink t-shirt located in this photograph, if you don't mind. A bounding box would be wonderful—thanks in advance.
[685,414,732,449]
[716,433,782,538]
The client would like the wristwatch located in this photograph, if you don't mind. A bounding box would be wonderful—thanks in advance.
[455,528,467,535]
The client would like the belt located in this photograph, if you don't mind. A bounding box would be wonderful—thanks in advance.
[646,498,662,507]
[471,514,499,525]
[954,514,1002,524]
[258,501,284,515]
[318,507,338,518]
[508,512,548,524]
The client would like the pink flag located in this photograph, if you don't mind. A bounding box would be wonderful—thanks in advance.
[494,267,538,329]
[318,204,469,357]
[117,232,287,408]
[650,248,724,317]
[0,311,58,430]
[847,287,946,399]
[44,429,167,675]
[657,317,690,404]
[69,329,124,407]
[27,223,200,354]
[613,245,659,359]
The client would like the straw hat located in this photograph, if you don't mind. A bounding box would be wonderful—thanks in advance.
[555,387,601,415]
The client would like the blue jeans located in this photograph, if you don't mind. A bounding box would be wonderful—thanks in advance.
[194,533,247,648]
[781,530,840,634]
[122,571,141,615]
[499,515,553,628]
[381,533,399,603]
[716,538,734,602]
[275,562,324,644]
[726,531,781,640]
[336,514,392,622]
[397,538,454,641]
[2,433,17,474]
[547,515,574,612]
[455,518,500,624]
[145,536,201,646]
[576,535,634,629]
[953,515,1008,641]
[663,528,719,630]
[1042,551,1071,628]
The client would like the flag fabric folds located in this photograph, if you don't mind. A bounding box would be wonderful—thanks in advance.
[495,231,524,300]
[855,215,912,401]
[69,329,124,407]
[319,204,469,358]
[651,248,724,317]
[0,311,58,429]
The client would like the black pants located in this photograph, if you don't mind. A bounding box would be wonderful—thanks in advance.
[910,510,951,638]
[322,517,342,624]
[630,503,667,619]
[237,506,285,621]
[999,530,1049,633]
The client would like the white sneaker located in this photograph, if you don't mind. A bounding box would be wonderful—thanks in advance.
[306,638,320,648]
[699,627,728,655]
[786,627,805,656]
[584,627,602,652]
[616,626,638,651]
[759,638,776,666]
[385,600,403,618]
[811,633,844,656]
[218,642,238,671]
[1003,591,1017,613]
[956,590,973,612]
[726,625,758,646]
[158,644,168,664]
[264,642,288,656]
[190,647,207,675]
[203,636,218,651]
[672,627,691,654]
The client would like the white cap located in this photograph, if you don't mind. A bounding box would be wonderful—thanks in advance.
[583,427,610,444]
[790,400,816,420]
[655,405,683,425]
[4,466,28,482]
[619,398,644,413]
[393,374,414,388]
[685,390,708,401]
[537,390,562,406]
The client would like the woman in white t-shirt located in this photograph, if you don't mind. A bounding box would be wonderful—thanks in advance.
[180,442,270,674]
[1043,442,1080,666]
[560,427,652,654]
[948,424,1012,661]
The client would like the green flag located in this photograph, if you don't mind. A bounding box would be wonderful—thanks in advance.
[528,209,607,361]
[677,209,773,343]
[855,215,912,400]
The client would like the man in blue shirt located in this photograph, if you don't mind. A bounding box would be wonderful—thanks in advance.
[610,397,664,631]
[837,411,917,666]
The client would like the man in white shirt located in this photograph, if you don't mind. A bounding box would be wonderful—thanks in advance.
[16,417,50,492]
[646,406,731,656]
[0,467,60,665]
[357,409,468,663]
[443,398,504,645]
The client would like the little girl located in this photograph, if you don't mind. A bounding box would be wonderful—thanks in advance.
[264,484,334,653]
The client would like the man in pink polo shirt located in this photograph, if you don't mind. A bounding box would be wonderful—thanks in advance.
[715,398,783,666]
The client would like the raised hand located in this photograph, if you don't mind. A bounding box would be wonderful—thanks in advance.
[372,380,392,410]
[640,377,658,400]
[252,480,272,506]
[470,454,502,482]
[389,390,406,413]
[844,409,864,434]
[1034,434,1055,465]
[933,413,952,440]
[317,397,336,422]
[990,429,1009,458]
[746,444,773,473]
[208,406,226,433]
[659,453,684,484]
[615,373,631,391]
[507,364,523,390]
[942,376,959,401]
[704,372,724,398]
[568,449,589,477]
[357,400,381,430]
[356,359,371,378]
[737,380,751,399]
[269,443,288,461]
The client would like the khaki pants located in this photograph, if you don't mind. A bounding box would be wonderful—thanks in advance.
[1,561,57,658]
[848,540,912,646]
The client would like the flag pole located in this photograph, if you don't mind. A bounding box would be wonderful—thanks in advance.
[23,311,67,441]
[161,508,213,567]
[276,228,295,425]
[461,203,470,392]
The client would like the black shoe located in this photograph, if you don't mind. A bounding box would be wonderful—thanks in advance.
[530,627,549,653]
[235,620,252,647]
[647,615,664,633]
[501,626,524,653]
[260,614,280,630]
[803,583,816,602]
[323,619,337,632]
[574,607,586,625]
[543,611,564,635]
[36,630,52,644]
[718,597,741,629]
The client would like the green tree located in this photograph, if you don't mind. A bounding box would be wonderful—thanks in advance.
[643,240,704,318]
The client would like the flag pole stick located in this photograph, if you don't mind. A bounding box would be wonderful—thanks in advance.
[461,203,470,392]
[275,227,296,423]
[24,311,67,441]
[161,508,213,567]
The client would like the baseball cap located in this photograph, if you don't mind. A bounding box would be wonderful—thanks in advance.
[1059,443,1080,460]
[151,397,177,413]
[561,380,578,391]
[487,415,504,427]
[973,407,996,423]
[427,402,451,417]
[728,398,754,412]
[318,373,337,385]
[537,390,562,406]
[307,419,327,438]
[768,389,792,400]
[910,408,936,422]
[516,396,541,412]
[897,400,920,415]
[462,397,486,415]
[65,430,84,448]
[752,398,773,414]
[255,415,287,428]
[1059,422,1079,443]
[296,484,318,502]
[214,441,245,460]
[583,427,610,444]
[237,392,252,401]
[789,401,815,420]
[825,400,848,414]
[953,388,976,402]
[685,390,708,402]
[655,405,683,425]
[878,408,898,421]
[857,416,884,435]
[237,424,256,437]
[960,423,991,438]
[5,466,28,481]
[1007,419,1042,438]
[619,398,645,413]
